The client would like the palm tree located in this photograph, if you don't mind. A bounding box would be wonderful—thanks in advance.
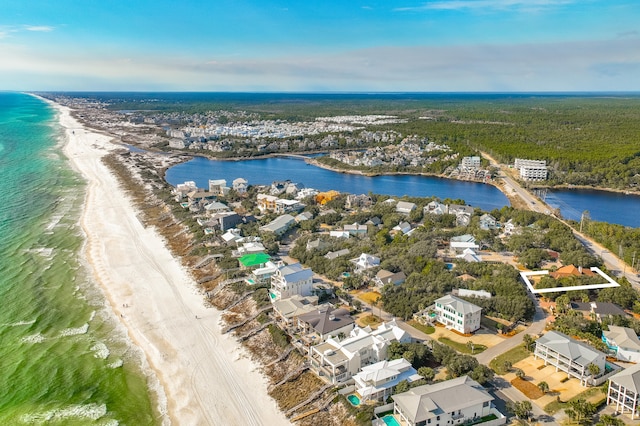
[587,363,601,377]
[537,381,549,394]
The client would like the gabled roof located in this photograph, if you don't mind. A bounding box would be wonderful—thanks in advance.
[610,363,640,394]
[392,376,493,423]
[278,262,313,283]
[239,252,271,267]
[536,331,606,366]
[435,294,481,315]
[604,326,640,351]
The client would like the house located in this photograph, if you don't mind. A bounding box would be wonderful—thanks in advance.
[257,193,278,212]
[308,320,410,384]
[550,265,595,279]
[479,213,498,230]
[297,306,355,341]
[389,376,506,426]
[260,214,296,236]
[396,201,417,215]
[295,211,314,223]
[454,288,492,299]
[221,228,242,244]
[344,223,368,236]
[275,198,303,214]
[424,201,448,215]
[607,363,640,419]
[351,253,381,274]
[392,221,412,235]
[307,238,330,252]
[325,249,350,260]
[173,181,197,201]
[433,294,482,334]
[365,216,382,226]
[269,262,313,302]
[450,235,479,253]
[534,330,607,386]
[204,201,230,214]
[353,358,422,402]
[375,270,407,287]
[187,190,216,205]
[461,156,481,169]
[329,230,350,239]
[272,295,319,326]
[346,194,373,209]
[603,326,640,363]
[209,212,242,232]
[234,241,265,256]
[232,177,248,194]
[456,248,482,263]
[316,190,340,205]
[246,261,279,285]
[570,301,627,322]
[238,252,271,270]
[448,205,474,216]
[208,179,228,195]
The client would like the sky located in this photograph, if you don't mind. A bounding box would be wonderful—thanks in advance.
[1,0,639,92]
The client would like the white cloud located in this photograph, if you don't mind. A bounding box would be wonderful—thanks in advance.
[23,25,54,32]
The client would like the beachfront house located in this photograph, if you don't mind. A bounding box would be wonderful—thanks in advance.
[353,358,422,403]
[389,376,506,426]
[433,294,482,334]
[269,262,313,302]
[308,320,410,384]
[534,330,607,386]
[272,295,319,327]
[603,326,640,363]
[297,306,355,341]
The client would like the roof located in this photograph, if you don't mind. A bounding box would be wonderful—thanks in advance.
[396,201,417,212]
[604,326,640,351]
[435,294,481,315]
[570,302,627,317]
[325,249,350,260]
[239,252,271,267]
[298,306,354,335]
[550,265,595,278]
[272,295,319,320]
[392,376,493,423]
[260,214,295,232]
[536,331,606,366]
[609,363,640,394]
[278,262,313,283]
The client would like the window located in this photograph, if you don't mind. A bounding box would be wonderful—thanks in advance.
[483,401,489,407]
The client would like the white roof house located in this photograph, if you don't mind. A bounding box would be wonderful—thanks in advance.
[353,358,422,402]
[390,376,505,426]
[534,331,607,386]
[260,214,296,236]
[603,326,640,363]
[608,363,640,420]
[434,294,482,334]
[396,201,417,215]
[352,253,381,274]
[308,320,410,384]
[269,262,313,302]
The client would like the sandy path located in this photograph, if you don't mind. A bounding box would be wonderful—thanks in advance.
[51,102,290,426]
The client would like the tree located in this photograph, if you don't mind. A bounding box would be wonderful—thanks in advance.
[502,360,513,372]
[418,367,435,382]
[587,363,601,377]
[394,380,410,394]
[523,334,535,352]
[565,398,596,425]
[508,400,532,420]
[596,414,625,426]
[537,381,549,394]
[556,294,570,313]
[466,340,476,354]
[514,368,525,380]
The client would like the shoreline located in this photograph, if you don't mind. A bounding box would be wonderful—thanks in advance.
[47,99,290,426]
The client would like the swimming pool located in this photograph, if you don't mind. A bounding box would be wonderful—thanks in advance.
[347,394,361,406]
[382,415,401,426]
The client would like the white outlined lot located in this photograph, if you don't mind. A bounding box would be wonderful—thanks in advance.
[519,267,620,294]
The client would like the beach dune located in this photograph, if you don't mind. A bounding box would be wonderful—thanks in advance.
[54,102,290,426]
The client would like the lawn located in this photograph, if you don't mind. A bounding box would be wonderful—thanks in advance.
[408,320,435,335]
[357,291,382,305]
[489,344,530,374]
[543,386,607,414]
[438,337,487,354]
[358,314,382,328]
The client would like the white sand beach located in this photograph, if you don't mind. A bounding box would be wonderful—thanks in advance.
[53,102,290,426]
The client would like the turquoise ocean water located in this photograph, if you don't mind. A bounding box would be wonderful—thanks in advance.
[0,93,157,425]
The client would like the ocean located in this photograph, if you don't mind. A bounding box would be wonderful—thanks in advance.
[0,93,157,425]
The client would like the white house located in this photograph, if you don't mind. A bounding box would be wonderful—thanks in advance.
[534,331,607,386]
[396,201,417,215]
[308,320,410,384]
[434,294,482,334]
[388,376,506,426]
[479,213,498,230]
[351,253,381,274]
[603,326,640,363]
[232,177,248,194]
[607,363,640,420]
[269,262,313,302]
[461,156,481,169]
[353,358,422,402]
[208,179,228,195]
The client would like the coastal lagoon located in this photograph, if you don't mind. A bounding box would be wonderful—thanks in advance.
[546,188,640,228]
[0,93,156,424]
[165,156,510,211]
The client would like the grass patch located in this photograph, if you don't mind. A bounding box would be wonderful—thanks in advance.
[469,414,498,425]
[358,291,382,305]
[543,387,606,414]
[511,377,545,399]
[359,314,382,327]
[438,337,487,354]
[408,320,435,335]
[489,343,530,374]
